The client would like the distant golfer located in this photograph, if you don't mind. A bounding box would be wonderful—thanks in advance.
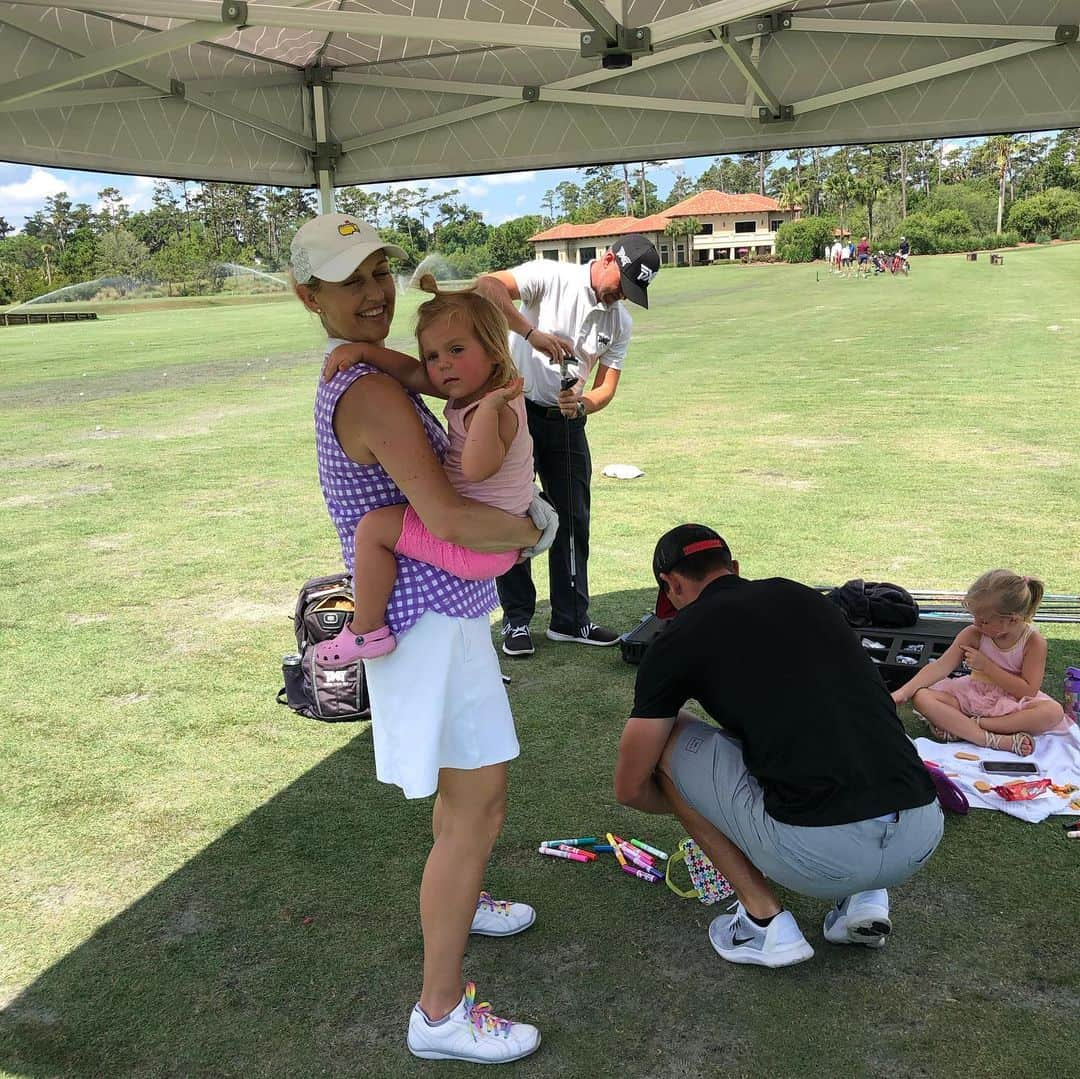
[476,234,660,657]
[613,524,943,968]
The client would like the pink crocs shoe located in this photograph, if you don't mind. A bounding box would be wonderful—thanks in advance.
[314,624,396,667]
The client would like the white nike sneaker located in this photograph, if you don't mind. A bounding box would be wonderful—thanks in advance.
[470,892,537,937]
[708,902,814,968]
[406,983,541,1063]
[823,889,891,948]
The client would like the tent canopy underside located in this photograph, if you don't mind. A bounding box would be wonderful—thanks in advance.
[1,0,1077,188]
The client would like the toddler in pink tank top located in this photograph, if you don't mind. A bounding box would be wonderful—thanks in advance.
[316,275,535,666]
[891,569,1066,757]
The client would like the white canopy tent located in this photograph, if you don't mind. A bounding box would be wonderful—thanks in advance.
[1,0,1077,209]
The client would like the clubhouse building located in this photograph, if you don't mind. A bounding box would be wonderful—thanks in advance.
[527,190,799,267]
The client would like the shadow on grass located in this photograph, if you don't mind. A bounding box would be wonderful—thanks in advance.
[2,586,1078,1078]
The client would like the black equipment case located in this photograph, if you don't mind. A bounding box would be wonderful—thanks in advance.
[620,612,967,691]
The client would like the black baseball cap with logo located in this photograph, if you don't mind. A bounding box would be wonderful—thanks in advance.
[652,524,732,619]
[611,233,660,308]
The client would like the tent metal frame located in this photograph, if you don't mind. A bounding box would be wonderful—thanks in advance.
[1,0,1077,209]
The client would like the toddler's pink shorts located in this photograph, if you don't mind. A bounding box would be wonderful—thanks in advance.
[395,505,518,580]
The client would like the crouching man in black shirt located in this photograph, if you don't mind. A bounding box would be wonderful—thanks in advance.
[614,524,943,968]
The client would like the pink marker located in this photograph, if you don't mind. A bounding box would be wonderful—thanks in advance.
[558,844,596,861]
[621,864,661,883]
[622,842,655,865]
[619,843,655,871]
[539,845,590,863]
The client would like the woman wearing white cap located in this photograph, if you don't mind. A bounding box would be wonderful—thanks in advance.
[291,213,553,1063]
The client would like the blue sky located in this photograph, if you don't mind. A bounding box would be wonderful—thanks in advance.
[0,157,715,233]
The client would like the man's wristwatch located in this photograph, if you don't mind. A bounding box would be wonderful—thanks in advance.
[575,401,587,418]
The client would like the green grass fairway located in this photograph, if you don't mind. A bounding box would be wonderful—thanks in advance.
[1,246,1078,1078]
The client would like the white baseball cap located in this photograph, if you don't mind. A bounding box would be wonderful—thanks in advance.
[290,213,407,284]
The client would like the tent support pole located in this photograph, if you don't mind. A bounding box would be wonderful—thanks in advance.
[309,77,337,212]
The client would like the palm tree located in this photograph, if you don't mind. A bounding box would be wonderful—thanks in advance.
[778,180,804,216]
[40,242,55,286]
[824,172,856,238]
[664,216,699,266]
[988,134,1021,233]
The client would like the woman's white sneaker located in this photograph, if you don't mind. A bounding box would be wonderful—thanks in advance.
[470,892,536,937]
[708,902,814,968]
[406,983,541,1063]
[823,889,891,948]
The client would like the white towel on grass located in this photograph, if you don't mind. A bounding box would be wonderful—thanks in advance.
[913,723,1080,823]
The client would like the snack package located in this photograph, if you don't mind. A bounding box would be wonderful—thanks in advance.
[665,838,734,905]
[992,778,1052,802]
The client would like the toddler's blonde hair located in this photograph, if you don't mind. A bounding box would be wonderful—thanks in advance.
[964,569,1045,623]
[415,274,517,389]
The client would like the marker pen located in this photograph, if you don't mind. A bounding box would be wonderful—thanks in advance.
[593,844,615,853]
[621,864,662,883]
[538,846,590,863]
[619,844,655,872]
[620,842,655,865]
[558,844,597,861]
[607,832,627,867]
[541,836,597,848]
[630,839,669,860]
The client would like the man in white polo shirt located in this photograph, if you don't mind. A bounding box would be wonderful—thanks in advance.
[476,234,660,657]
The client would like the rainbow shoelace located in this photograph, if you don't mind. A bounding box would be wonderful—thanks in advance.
[463,982,513,1039]
[476,891,511,915]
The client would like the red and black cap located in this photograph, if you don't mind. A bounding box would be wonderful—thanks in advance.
[653,524,731,619]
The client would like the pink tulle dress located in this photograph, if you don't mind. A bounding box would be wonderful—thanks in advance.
[931,626,1056,718]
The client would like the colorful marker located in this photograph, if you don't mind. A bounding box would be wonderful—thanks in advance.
[621,864,661,883]
[538,846,590,863]
[630,839,669,860]
[606,832,627,867]
[558,844,596,861]
[620,841,655,864]
[619,844,655,872]
[593,844,615,853]
[541,837,597,848]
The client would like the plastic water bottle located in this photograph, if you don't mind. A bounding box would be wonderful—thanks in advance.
[1065,667,1080,726]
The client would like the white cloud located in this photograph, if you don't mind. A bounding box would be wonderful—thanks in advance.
[0,167,72,226]
[515,194,527,206]
[479,170,537,186]
[456,178,490,199]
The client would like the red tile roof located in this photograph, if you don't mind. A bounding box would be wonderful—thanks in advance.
[529,216,647,242]
[665,190,783,216]
[527,191,795,242]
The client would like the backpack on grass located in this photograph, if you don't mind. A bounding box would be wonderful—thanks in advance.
[277,572,370,723]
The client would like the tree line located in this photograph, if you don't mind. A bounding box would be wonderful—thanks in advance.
[1,130,1078,303]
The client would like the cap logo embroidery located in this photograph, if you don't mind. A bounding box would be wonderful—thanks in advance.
[615,249,632,267]
[637,265,655,284]
[338,221,360,236]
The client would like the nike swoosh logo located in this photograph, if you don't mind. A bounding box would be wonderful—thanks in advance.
[731,934,755,946]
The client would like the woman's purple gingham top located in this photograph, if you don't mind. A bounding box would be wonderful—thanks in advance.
[314,355,498,636]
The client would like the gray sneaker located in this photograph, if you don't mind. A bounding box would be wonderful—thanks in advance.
[501,623,534,657]
[823,889,891,948]
[708,902,814,968]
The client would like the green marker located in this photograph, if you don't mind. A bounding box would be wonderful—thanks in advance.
[630,838,668,860]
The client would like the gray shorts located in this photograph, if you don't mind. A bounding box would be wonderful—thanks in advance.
[667,720,943,901]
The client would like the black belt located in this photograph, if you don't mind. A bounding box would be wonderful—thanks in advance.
[525,398,583,422]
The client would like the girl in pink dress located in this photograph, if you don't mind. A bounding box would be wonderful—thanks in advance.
[316,275,536,666]
[892,570,1065,756]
